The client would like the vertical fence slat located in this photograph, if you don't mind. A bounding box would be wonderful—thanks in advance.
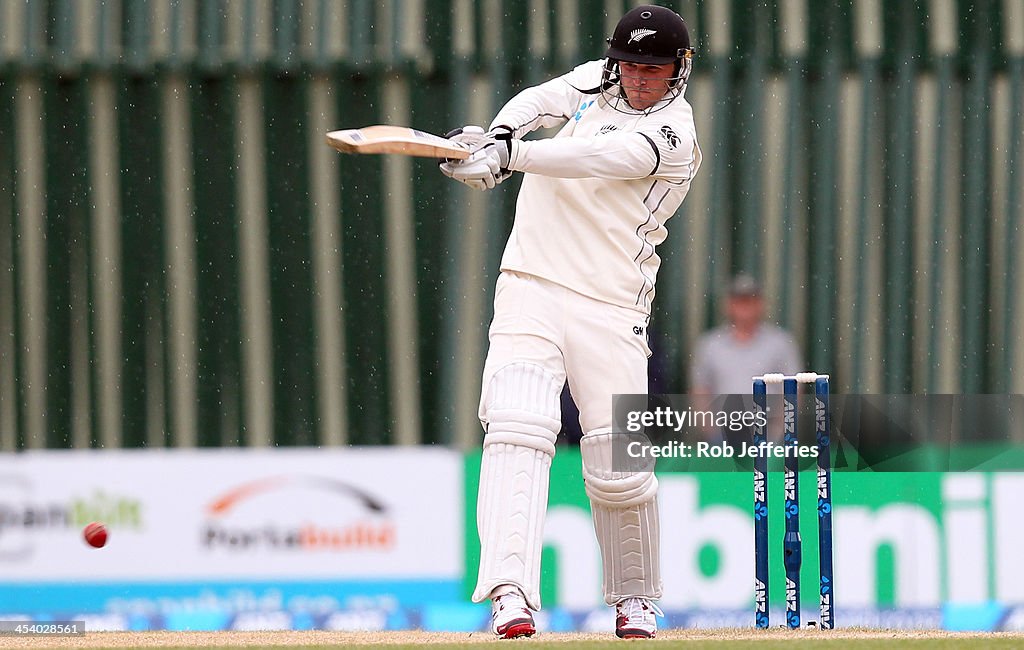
[960,4,994,393]
[380,78,423,447]
[336,75,391,445]
[118,73,167,448]
[733,0,766,277]
[162,74,199,448]
[851,0,883,393]
[349,0,374,68]
[435,0,466,447]
[15,77,48,449]
[87,74,123,449]
[1005,54,1023,393]
[44,74,93,448]
[702,0,731,325]
[807,2,841,376]
[264,72,317,447]
[43,76,72,449]
[308,75,348,447]
[236,74,275,447]
[0,74,17,450]
[779,66,807,343]
[927,21,956,392]
[1008,0,1024,394]
[411,27,455,446]
[192,75,243,447]
[882,2,918,394]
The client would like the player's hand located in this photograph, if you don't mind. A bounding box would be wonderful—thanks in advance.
[439,127,513,190]
[439,126,495,190]
[439,150,500,189]
[442,125,489,152]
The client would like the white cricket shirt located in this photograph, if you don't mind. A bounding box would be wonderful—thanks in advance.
[490,59,702,315]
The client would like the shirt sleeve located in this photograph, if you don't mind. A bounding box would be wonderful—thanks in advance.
[506,120,700,181]
[634,121,702,182]
[506,131,660,179]
[488,61,603,138]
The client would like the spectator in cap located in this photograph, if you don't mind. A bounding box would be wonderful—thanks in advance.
[689,273,801,396]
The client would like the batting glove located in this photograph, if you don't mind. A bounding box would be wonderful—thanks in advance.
[442,125,489,150]
[439,126,514,191]
[438,126,492,190]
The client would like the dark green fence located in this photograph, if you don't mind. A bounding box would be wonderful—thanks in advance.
[0,1,1021,449]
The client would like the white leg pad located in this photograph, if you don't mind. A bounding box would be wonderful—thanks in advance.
[582,432,663,605]
[473,363,561,610]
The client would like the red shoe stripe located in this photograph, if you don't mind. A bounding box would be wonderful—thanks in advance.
[616,629,655,639]
[498,621,536,638]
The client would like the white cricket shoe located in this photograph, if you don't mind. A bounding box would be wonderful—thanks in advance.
[615,597,663,639]
[490,588,536,638]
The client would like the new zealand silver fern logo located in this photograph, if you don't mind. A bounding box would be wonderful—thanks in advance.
[628,28,657,44]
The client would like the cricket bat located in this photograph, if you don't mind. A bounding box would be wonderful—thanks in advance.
[325,125,471,159]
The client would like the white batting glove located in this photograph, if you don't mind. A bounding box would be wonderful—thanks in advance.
[439,127,513,191]
[440,146,502,189]
[439,126,493,190]
[443,125,489,150]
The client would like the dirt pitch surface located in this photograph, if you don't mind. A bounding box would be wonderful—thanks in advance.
[3,629,1024,650]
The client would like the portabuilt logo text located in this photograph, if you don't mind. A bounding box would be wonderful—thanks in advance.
[202,522,394,551]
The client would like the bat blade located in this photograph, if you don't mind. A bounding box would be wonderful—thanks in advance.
[325,125,471,159]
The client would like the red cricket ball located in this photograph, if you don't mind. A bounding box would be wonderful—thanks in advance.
[83,522,108,548]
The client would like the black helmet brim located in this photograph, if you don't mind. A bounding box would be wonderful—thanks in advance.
[604,45,679,65]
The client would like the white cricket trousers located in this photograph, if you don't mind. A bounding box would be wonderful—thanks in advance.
[478,270,651,434]
[473,271,664,609]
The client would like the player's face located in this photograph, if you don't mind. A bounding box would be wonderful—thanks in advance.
[619,61,676,110]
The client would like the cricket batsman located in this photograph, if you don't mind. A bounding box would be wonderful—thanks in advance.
[440,4,702,639]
